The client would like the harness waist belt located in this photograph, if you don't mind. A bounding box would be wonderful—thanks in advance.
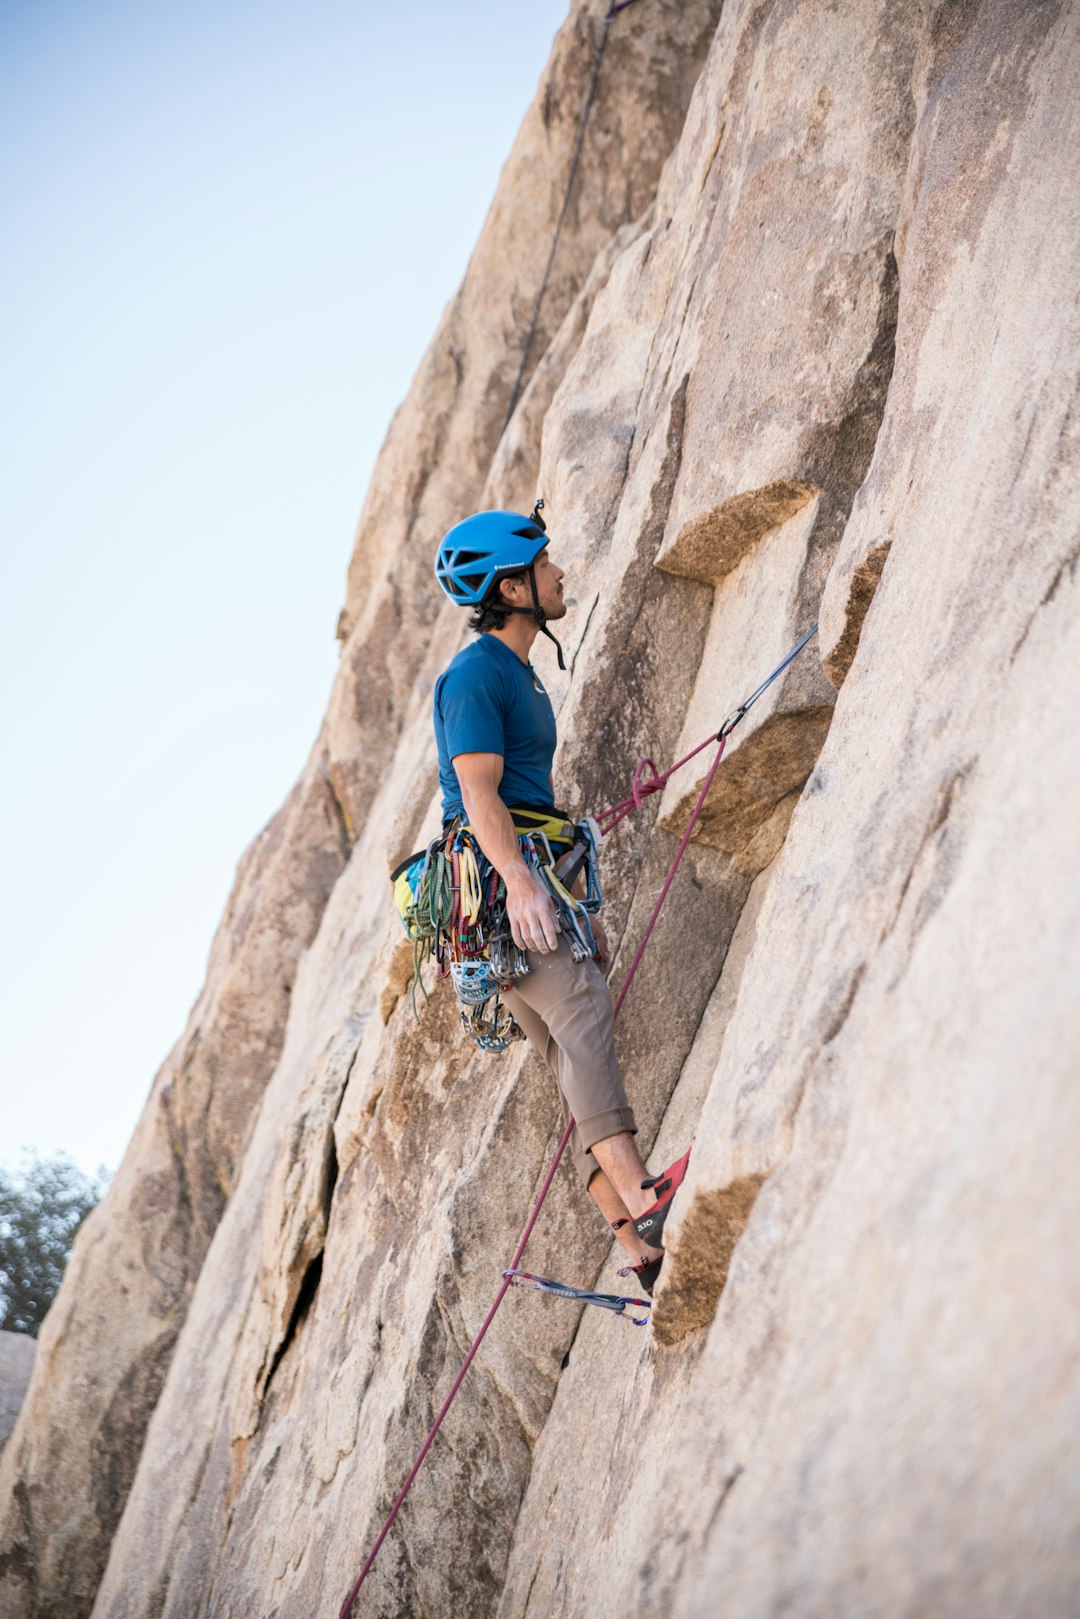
[457,806,577,850]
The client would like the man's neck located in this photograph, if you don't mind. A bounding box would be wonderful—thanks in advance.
[486,619,539,665]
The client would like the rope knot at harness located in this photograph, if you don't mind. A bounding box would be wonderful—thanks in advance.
[630,756,661,810]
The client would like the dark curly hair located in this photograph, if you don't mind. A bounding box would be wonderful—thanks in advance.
[467,569,528,634]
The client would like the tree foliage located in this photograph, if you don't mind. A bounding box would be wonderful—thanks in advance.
[0,1153,109,1336]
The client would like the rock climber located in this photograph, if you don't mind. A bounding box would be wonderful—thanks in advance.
[433,503,690,1293]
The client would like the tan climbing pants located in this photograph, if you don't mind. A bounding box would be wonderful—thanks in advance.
[502,935,637,1189]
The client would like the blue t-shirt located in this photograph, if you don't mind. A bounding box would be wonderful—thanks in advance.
[434,634,558,823]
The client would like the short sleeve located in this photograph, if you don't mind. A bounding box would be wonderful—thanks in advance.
[437,660,507,760]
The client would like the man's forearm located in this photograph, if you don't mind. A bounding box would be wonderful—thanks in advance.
[460,784,532,889]
[458,776,560,953]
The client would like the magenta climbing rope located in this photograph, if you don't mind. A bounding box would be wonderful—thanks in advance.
[338,623,818,1616]
[596,621,820,835]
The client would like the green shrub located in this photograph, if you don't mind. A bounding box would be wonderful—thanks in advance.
[0,1153,109,1336]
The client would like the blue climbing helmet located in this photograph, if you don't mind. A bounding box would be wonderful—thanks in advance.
[435,502,548,606]
[435,499,565,668]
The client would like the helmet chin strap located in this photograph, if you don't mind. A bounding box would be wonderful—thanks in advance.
[506,563,566,670]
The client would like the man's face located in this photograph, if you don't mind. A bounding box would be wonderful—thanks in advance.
[532,549,566,619]
[500,548,566,619]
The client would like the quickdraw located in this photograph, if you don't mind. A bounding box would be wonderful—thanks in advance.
[503,1268,651,1327]
[392,811,605,1053]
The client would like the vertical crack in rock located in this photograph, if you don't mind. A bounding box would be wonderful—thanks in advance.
[567,591,600,676]
[819,961,869,1052]
[817,247,905,688]
[1011,544,1080,663]
[1008,394,1080,663]
[881,758,975,972]
[0,1479,34,1597]
[317,753,358,858]
[261,1131,340,1405]
[262,1253,326,1399]
[804,247,901,571]
[255,1045,355,1415]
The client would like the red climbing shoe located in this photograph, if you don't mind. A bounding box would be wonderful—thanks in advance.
[631,1149,691,1249]
[619,1253,664,1296]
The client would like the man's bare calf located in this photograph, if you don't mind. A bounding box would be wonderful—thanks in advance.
[590,1132,665,1266]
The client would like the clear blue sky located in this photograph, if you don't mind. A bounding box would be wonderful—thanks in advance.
[0,0,568,1178]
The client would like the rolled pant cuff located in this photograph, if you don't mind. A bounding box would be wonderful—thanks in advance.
[574,1106,638,1187]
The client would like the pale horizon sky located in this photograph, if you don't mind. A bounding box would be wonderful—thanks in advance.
[0,0,569,1179]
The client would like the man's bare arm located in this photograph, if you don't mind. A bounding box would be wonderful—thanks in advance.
[454,752,559,953]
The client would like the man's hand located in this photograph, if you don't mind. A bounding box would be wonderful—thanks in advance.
[505,869,560,955]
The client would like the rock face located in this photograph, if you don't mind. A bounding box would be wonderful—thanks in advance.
[3,1,1079,1616]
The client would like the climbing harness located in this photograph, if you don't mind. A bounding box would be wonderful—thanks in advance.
[345,624,819,1616]
[504,1268,652,1327]
[393,809,604,1052]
